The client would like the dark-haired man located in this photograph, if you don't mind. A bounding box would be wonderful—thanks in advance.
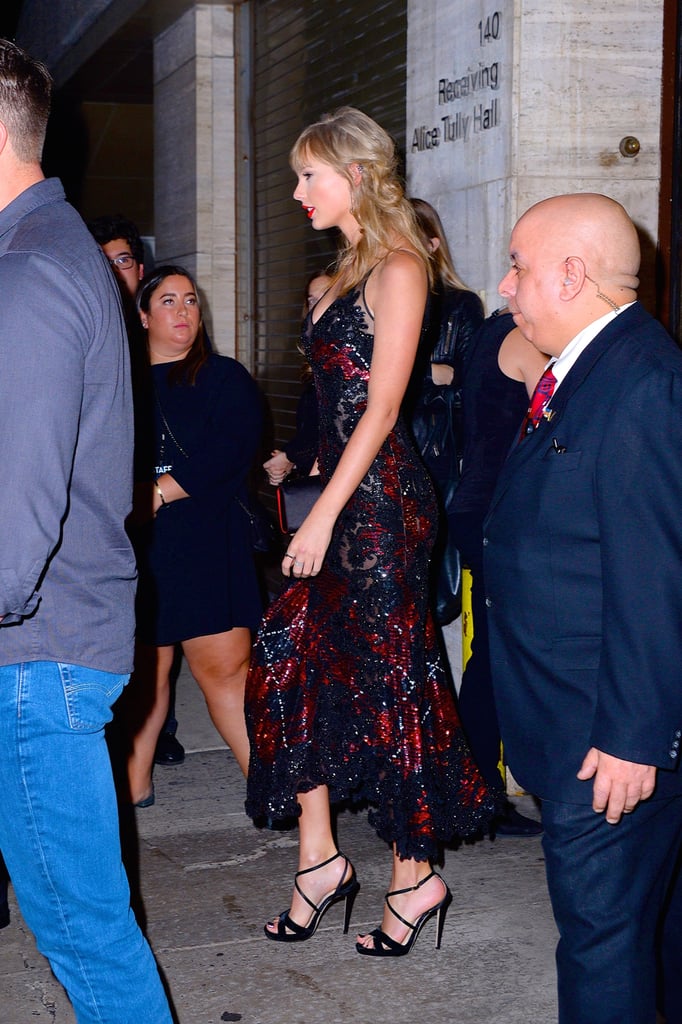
[0,39,171,1022]
[88,212,145,320]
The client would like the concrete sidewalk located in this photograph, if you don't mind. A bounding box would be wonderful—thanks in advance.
[0,648,558,1024]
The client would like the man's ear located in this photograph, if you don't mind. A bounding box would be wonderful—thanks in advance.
[561,256,586,295]
[0,120,9,157]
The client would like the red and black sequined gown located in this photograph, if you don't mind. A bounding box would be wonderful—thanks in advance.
[245,280,493,860]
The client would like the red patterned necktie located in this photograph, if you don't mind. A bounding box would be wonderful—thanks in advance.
[519,367,556,441]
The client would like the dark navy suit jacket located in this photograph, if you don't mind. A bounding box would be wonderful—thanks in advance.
[483,302,682,804]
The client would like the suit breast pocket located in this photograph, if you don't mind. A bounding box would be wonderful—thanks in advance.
[540,448,582,471]
[538,448,588,523]
[539,445,599,582]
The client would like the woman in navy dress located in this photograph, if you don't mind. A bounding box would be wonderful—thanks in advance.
[245,108,493,957]
[125,265,263,806]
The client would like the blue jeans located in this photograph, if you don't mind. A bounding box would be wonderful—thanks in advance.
[0,661,172,1024]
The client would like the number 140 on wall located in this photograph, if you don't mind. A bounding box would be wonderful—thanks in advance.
[479,12,501,45]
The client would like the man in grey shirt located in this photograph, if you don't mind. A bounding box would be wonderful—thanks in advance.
[0,39,172,1023]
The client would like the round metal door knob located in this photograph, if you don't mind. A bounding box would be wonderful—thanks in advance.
[619,136,640,157]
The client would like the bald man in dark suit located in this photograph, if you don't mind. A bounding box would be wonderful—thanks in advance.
[483,193,682,1024]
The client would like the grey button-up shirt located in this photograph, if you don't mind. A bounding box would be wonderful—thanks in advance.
[0,178,136,673]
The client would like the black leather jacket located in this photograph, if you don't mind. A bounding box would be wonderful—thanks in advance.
[408,283,485,480]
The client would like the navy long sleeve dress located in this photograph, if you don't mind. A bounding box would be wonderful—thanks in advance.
[134,353,264,646]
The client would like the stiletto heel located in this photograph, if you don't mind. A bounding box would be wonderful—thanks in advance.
[342,879,359,934]
[434,896,448,950]
[355,870,452,957]
[265,851,359,942]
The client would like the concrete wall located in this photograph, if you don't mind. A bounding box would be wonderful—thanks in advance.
[154,4,237,355]
[17,0,667,340]
[17,0,239,356]
[406,0,664,312]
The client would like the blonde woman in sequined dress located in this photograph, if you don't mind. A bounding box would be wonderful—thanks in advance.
[245,108,494,957]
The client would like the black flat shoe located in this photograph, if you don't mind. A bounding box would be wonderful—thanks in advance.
[133,786,155,808]
[356,870,452,957]
[0,902,9,929]
[265,851,359,942]
[154,730,185,766]
[490,803,543,838]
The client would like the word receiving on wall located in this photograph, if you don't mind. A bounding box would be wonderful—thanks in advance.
[411,9,503,153]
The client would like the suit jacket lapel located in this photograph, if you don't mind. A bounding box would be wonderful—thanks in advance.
[485,303,644,518]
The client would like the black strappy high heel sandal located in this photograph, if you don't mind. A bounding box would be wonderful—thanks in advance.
[355,870,452,957]
[265,851,360,942]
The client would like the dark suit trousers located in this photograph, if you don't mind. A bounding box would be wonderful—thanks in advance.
[658,845,682,1023]
[541,795,682,1024]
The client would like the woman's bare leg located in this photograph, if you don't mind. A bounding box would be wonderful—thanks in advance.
[356,846,446,949]
[126,643,175,804]
[181,628,252,775]
[265,785,353,934]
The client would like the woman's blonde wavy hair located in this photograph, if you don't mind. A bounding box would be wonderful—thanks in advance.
[290,107,432,291]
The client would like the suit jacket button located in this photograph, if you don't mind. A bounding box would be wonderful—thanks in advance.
[482,537,489,546]
[485,598,492,608]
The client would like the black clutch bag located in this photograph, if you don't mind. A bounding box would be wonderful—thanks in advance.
[276,476,323,533]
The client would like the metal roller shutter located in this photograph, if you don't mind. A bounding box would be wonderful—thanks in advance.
[251,0,408,458]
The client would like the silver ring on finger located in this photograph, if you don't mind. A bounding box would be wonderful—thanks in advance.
[294,560,304,567]
[284,553,295,560]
